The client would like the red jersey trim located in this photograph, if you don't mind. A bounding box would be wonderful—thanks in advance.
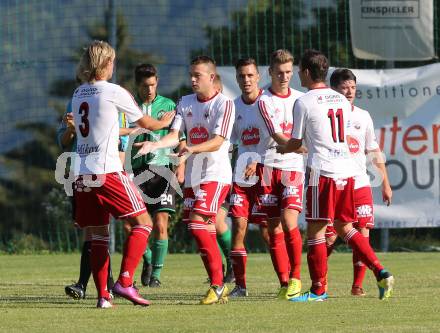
[220,100,233,137]
[269,87,291,98]
[258,100,276,135]
[241,89,263,105]
[197,91,219,103]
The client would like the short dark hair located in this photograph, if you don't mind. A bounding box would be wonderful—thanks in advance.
[191,55,216,67]
[134,64,157,84]
[330,68,357,88]
[299,49,329,83]
[235,57,259,72]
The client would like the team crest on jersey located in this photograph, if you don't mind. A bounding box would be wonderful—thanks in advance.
[241,126,260,145]
[157,110,166,119]
[280,121,293,136]
[189,125,209,144]
[348,136,360,154]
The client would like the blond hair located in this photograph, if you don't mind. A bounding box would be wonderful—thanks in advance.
[76,40,115,83]
[269,49,294,69]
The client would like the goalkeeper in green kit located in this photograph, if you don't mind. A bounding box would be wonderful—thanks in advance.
[129,64,185,287]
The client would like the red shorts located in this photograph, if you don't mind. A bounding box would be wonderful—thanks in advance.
[230,182,267,226]
[325,185,374,236]
[74,172,147,228]
[306,175,356,224]
[255,164,304,219]
[353,186,374,229]
[183,182,230,223]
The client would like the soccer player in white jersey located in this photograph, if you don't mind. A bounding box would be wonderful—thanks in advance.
[71,41,174,308]
[324,68,393,296]
[278,49,394,302]
[228,58,270,297]
[255,50,305,299]
[136,56,235,305]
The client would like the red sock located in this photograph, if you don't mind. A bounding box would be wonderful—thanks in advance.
[269,232,289,286]
[118,225,151,287]
[307,238,327,295]
[231,248,247,288]
[326,242,335,257]
[209,229,217,250]
[352,244,367,288]
[188,221,223,286]
[345,230,383,277]
[284,227,302,280]
[91,236,110,299]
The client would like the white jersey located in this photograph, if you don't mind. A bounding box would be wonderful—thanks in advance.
[171,92,235,187]
[256,88,305,172]
[231,90,266,185]
[291,87,361,179]
[71,81,143,175]
[348,106,380,189]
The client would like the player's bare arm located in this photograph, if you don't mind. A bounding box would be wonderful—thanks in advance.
[369,147,392,206]
[135,129,180,157]
[60,112,76,148]
[136,111,175,131]
[174,139,187,183]
[277,138,303,154]
[179,134,225,155]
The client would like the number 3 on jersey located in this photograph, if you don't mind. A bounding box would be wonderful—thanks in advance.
[327,108,344,143]
[79,102,90,137]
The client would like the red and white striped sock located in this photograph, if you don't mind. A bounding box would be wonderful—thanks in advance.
[307,237,327,295]
[345,229,383,278]
[188,221,223,286]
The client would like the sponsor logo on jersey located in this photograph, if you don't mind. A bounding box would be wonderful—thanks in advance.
[230,193,244,207]
[317,95,324,104]
[259,194,278,206]
[335,179,348,190]
[204,110,210,119]
[184,197,195,209]
[280,121,293,136]
[237,115,242,120]
[241,126,260,145]
[357,204,373,217]
[354,122,361,130]
[195,189,207,202]
[282,186,300,198]
[348,136,360,154]
[189,125,209,144]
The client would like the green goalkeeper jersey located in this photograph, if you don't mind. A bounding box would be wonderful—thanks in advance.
[132,94,176,169]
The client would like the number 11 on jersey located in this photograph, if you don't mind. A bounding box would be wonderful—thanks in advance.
[327,108,344,143]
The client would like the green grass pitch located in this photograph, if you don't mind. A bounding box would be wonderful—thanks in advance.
[0,252,438,333]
